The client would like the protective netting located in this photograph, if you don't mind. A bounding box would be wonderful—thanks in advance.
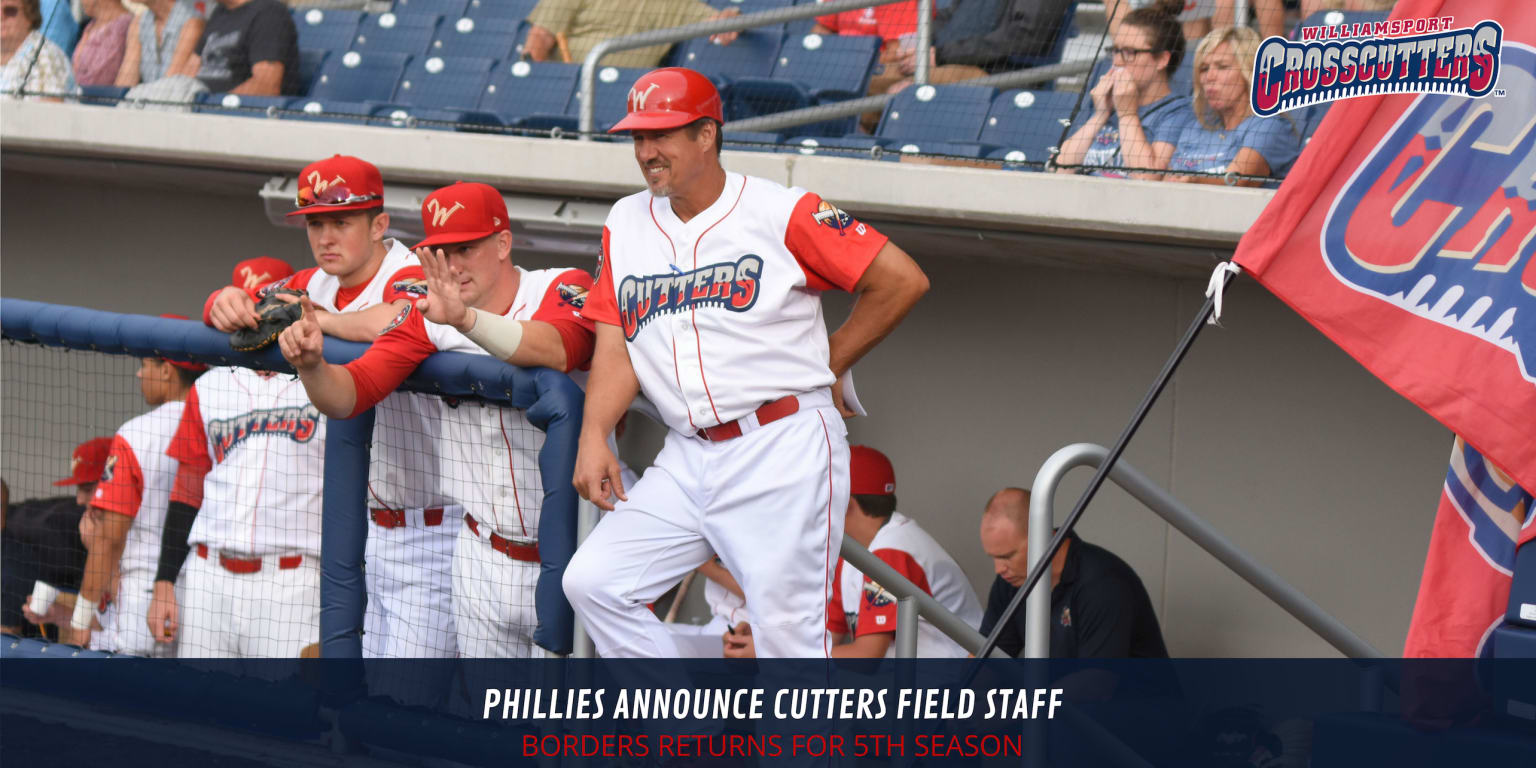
[13,0,1370,181]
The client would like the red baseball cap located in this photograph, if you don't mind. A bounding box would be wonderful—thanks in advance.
[412,182,509,250]
[158,314,208,373]
[231,256,295,293]
[288,155,384,217]
[849,445,896,496]
[54,437,113,486]
[609,67,723,133]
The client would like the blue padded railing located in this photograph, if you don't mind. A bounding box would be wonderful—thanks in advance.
[0,298,583,656]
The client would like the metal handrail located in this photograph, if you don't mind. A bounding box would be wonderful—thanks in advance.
[840,536,1012,658]
[578,0,919,136]
[1024,443,1383,659]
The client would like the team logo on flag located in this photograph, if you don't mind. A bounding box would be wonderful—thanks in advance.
[1320,43,1536,383]
[1252,18,1503,117]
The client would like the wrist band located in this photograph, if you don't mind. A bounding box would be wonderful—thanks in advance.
[70,596,97,631]
[462,307,526,361]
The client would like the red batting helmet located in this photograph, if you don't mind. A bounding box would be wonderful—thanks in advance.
[608,67,722,133]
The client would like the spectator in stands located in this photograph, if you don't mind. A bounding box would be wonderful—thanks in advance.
[186,0,300,96]
[1165,26,1299,186]
[71,0,133,86]
[1299,0,1396,22]
[524,0,741,69]
[1056,3,1193,179]
[114,0,205,88]
[978,487,1169,659]
[1,0,80,99]
[811,1,924,131]
[724,447,982,659]
[1212,0,1285,40]
[897,0,1077,82]
[11,440,111,637]
[1110,1,1213,45]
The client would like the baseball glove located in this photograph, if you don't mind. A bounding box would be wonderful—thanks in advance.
[229,288,306,352]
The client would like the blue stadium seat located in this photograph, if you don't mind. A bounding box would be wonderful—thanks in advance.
[1009,0,1077,69]
[284,98,381,125]
[675,28,781,86]
[978,89,1077,166]
[1509,539,1536,629]
[465,0,538,23]
[392,0,467,17]
[781,135,891,158]
[723,130,783,152]
[431,16,522,61]
[353,12,442,56]
[391,55,495,110]
[985,146,1041,172]
[371,104,501,132]
[570,65,652,131]
[297,48,330,95]
[876,84,994,143]
[309,51,412,103]
[480,60,579,127]
[786,0,826,37]
[709,0,795,10]
[1291,9,1391,40]
[78,84,127,105]
[293,8,364,52]
[727,33,880,120]
[193,92,290,117]
[888,140,985,158]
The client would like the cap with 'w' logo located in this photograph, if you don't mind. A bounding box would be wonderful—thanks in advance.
[412,182,510,250]
[609,67,721,133]
[289,154,385,217]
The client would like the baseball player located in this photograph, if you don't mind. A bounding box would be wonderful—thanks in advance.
[564,67,930,658]
[63,319,207,655]
[205,157,463,660]
[278,181,596,658]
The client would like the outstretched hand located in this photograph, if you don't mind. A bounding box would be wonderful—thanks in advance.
[277,296,325,371]
[414,247,472,332]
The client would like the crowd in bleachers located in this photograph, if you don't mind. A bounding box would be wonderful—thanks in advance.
[3,0,1398,182]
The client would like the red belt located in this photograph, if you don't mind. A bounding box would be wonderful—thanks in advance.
[697,395,800,442]
[370,507,445,528]
[464,514,540,563]
[196,543,302,574]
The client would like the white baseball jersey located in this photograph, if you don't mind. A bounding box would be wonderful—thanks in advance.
[92,400,185,577]
[170,366,326,557]
[344,265,595,538]
[585,171,888,435]
[829,512,983,658]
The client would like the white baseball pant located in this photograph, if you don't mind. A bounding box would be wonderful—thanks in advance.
[565,393,849,658]
[95,570,174,657]
[362,504,461,658]
[177,546,320,658]
[451,517,541,658]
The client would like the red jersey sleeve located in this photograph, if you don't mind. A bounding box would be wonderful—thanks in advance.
[854,548,931,638]
[91,435,143,517]
[380,265,428,304]
[581,226,622,327]
[532,268,598,373]
[826,558,850,635]
[784,193,889,292]
[342,304,438,417]
[167,387,211,507]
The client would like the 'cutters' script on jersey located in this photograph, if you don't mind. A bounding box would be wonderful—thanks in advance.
[208,405,323,462]
[617,255,763,340]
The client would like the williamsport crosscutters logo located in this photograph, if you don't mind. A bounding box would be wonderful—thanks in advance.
[812,200,867,237]
[391,277,428,297]
[557,282,588,309]
[616,255,762,340]
[208,406,322,462]
[1320,43,1535,383]
[861,579,895,609]
[1252,18,1502,117]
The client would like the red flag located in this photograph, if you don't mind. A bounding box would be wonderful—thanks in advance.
[1231,0,1536,493]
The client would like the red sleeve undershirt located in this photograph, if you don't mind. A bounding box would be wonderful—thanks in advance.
[166,386,211,508]
[342,305,437,418]
[90,435,143,517]
[854,548,932,638]
[784,193,889,292]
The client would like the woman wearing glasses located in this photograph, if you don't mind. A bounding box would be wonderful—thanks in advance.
[1165,26,1301,187]
[0,0,79,100]
[1056,4,1193,180]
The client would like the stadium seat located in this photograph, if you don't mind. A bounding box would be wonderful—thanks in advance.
[392,0,468,17]
[465,0,538,23]
[1291,9,1391,40]
[78,84,127,105]
[480,60,579,128]
[390,55,496,110]
[297,49,330,95]
[727,33,880,121]
[709,0,795,11]
[308,51,412,104]
[371,104,501,132]
[569,65,652,131]
[1509,539,1536,628]
[353,12,442,56]
[292,8,364,53]
[978,89,1078,166]
[284,98,381,125]
[985,146,1040,172]
[875,84,994,143]
[431,16,522,61]
[782,135,891,159]
[1008,0,1077,69]
[888,140,985,159]
[675,28,782,85]
[723,130,784,152]
[193,92,290,117]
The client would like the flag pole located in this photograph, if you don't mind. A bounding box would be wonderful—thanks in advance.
[975,264,1241,660]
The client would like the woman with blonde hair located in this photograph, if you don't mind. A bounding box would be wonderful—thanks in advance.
[1165,26,1300,187]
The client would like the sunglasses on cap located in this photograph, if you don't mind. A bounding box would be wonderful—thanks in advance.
[295,184,381,209]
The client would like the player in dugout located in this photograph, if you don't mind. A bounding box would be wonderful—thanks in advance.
[278,180,597,658]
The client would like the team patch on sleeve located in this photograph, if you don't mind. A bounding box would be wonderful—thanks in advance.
[379,304,413,336]
[257,274,294,298]
[391,277,428,297]
[811,200,867,237]
[862,578,895,609]
[557,282,589,309]
[99,453,118,483]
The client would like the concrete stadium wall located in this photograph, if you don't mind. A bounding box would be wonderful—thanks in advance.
[0,165,1450,658]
